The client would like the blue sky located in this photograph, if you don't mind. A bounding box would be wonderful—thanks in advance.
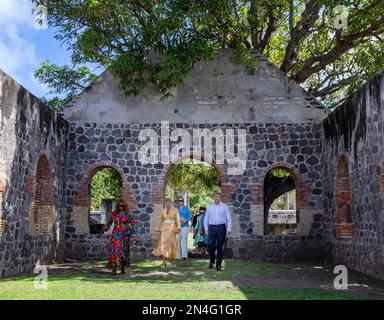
[0,0,77,98]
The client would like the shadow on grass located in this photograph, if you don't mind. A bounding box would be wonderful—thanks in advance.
[1,259,381,300]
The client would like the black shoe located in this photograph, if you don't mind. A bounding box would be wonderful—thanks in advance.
[216,265,222,271]
[121,269,125,274]
[112,269,117,275]
[209,262,214,269]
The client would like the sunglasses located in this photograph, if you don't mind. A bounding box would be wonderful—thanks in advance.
[178,199,184,202]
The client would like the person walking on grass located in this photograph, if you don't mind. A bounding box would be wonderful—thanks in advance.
[99,199,139,275]
[176,196,191,260]
[153,198,181,272]
[204,192,232,271]
[194,206,208,256]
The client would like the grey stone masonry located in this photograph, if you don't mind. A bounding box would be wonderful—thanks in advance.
[0,70,69,277]
[64,121,324,262]
[322,70,384,280]
[2,49,384,281]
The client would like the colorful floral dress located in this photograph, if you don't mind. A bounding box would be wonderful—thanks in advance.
[104,209,138,269]
[152,207,181,260]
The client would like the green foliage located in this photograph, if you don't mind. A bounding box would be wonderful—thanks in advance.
[34,61,97,111]
[90,168,122,210]
[166,159,221,210]
[33,0,384,109]
[189,191,215,213]
[166,159,221,194]
[232,43,258,75]
[270,168,292,178]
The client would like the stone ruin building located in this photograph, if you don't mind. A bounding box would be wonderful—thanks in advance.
[0,49,383,280]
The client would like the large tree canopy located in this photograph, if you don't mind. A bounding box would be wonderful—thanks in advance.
[33,0,384,110]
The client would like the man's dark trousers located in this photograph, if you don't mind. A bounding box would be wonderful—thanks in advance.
[207,224,226,267]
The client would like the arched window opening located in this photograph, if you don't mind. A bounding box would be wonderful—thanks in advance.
[28,155,55,235]
[89,167,122,234]
[264,167,297,235]
[335,155,355,237]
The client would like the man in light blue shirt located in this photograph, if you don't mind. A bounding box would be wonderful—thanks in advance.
[176,196,191,260]
[204,192,232,271]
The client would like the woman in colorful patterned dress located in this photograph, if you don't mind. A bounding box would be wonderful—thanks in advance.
[153,198,181,272]
[99,199,139,275]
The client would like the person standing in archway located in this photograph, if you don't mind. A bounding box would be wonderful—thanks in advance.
[194,206,208,255]
[176,196,191,260]
[153,198,181,271]
[204,192,232,271]
[99,199,139,275]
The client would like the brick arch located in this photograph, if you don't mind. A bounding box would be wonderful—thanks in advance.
[27,153,55,235]
[34,155,54,206]
[26,151,52,195]
[252,162,311,210]
[73,162,137,208]
[334,154,356,237]
[152,153,234,204]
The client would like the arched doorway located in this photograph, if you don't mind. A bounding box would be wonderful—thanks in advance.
[89,167,122,234]
[264,167,297,235]
[165,158,222,256]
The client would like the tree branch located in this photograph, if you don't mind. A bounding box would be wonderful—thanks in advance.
[280,0,321,73]
[293,15,384,83]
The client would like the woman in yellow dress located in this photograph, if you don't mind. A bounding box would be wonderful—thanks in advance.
[153,198,181,271]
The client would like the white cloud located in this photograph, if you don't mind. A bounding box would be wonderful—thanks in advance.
[0,0,48,95]
[0,0,35,27]
[0,24,37,75]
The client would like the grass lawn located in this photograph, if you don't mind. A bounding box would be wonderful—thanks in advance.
[0,259,377,300]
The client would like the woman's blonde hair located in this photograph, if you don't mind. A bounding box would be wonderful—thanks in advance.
[165,197,172,203]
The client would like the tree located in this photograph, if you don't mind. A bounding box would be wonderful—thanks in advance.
[263,168,295,215]
[34,0,384,109]
[165,159,221,209]
[90,168,122,210]
[166,159,221,194]
[35,61,97,111]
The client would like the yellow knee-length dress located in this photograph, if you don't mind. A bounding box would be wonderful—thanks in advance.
[153,207,181,260]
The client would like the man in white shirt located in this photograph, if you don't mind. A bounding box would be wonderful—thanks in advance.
[204,192,232,271]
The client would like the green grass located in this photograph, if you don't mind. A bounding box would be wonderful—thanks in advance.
[0,259,371,300]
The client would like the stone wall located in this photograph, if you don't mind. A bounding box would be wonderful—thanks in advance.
[63,49,327,124]
[322,71,384,279]
[64,121,325,261]
[0,70,69,277]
